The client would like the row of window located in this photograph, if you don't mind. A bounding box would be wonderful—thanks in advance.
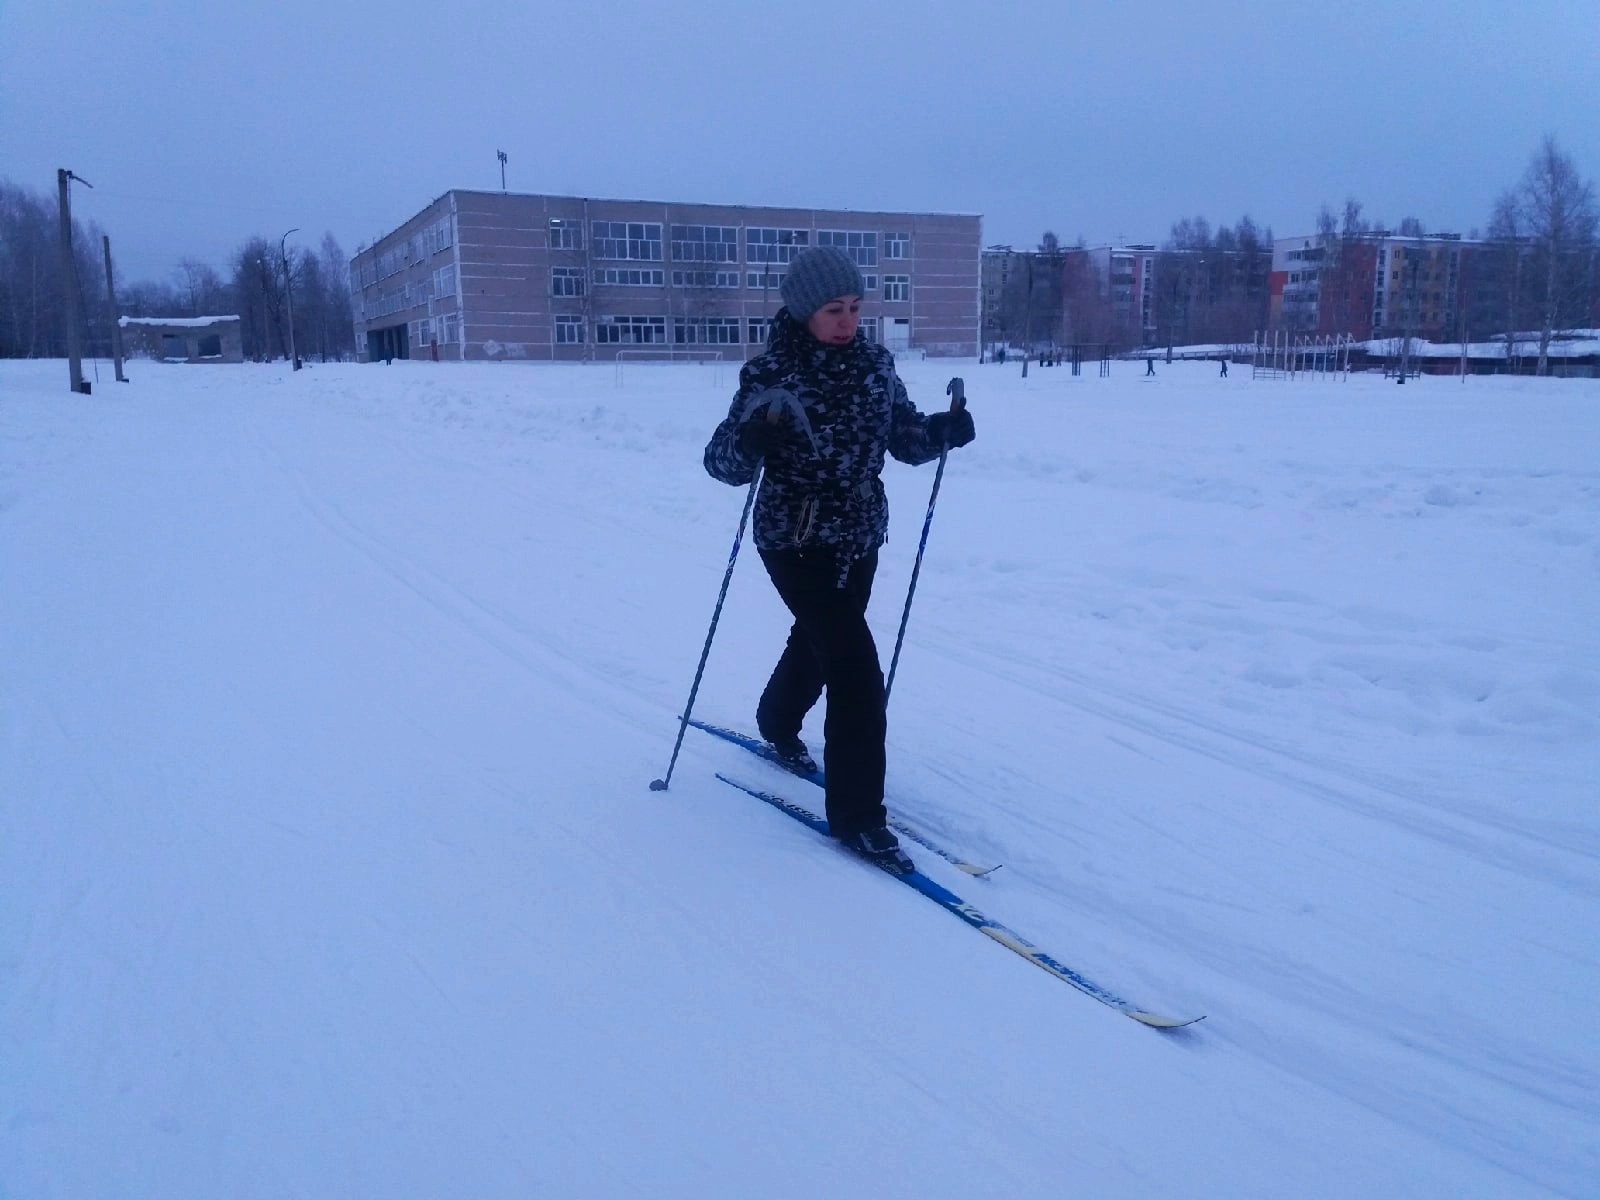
[547,266,910,299]
[367,262,909,321]
[414,314,460,346]
[550,220,912,264]
[552,315,883,346]
[670,225,740,263]
[357,264,459,319]
[365,221,909,294]
[407,313,894,349]
[363,215,456,286]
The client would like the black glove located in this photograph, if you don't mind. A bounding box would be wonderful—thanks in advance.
[926,407,976,449]
[739,417,787,459]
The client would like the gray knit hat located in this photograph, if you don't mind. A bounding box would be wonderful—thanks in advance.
[780,246,864,321]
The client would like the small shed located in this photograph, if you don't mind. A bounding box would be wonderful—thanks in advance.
[118,315,245,363]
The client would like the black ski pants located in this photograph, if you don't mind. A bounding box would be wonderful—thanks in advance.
[755,546,886,839]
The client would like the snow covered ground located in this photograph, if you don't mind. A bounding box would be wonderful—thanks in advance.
[3,354,1596,1198]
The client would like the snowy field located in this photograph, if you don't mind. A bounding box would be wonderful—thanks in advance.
[2,354,1596,1198]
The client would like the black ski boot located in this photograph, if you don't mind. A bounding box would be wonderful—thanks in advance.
[764,734,818,776]
[839,827,915,875]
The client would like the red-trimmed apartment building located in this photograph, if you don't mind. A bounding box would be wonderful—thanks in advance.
[1270,232,1476,340]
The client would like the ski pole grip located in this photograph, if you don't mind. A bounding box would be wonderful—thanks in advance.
[945,377,966,412]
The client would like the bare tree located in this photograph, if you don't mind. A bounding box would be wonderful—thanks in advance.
[1060,248,1113,347]
[1341,198,1369,237]
[174,258,226,316]
[0,180,57,356]
[1157,215,1273,347]
[230,237,281,361]
[0,177,111,359]
[1485,190,1527,365]
[1511,136,1597,374]
[1033,232,1066,351]
[316,232,354,361]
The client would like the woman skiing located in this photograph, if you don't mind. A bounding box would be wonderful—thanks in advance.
[702,245,975,872]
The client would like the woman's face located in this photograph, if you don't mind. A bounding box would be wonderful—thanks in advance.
[806,295,862,346]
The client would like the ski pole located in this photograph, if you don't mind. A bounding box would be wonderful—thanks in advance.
[650,409,778,791]
[884,377,965,707]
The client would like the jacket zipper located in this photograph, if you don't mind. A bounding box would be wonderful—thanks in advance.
[792,497,817,546]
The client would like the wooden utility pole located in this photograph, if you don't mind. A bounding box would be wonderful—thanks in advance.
[1021,254,1033,378]
[280,228,301,369]
[57,168,87,394]
[102,234,127,382]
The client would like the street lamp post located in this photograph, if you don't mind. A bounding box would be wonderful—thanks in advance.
[281,227,301,370]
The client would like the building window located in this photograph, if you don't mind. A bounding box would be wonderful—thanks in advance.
[555,315,584,344]
[549,218,583,250]
[883,275,910,302]
[434,265,456,297]
[672,269,739,288]
[670,225,738,262]
[674,317,742,345]
[551,266,585,297]
[818,229,877,266]
[746,227,809,264]
[595,315,667,344]
[748,318,770,344]
[746,269,785,291]
[592,267,665,287]
[441,314,458,344]
[862,274,878,292]
[858,317,879,344]
[197,333,222,358]
[592,221,662,260]
[885,232,910,259]
[417,319,433,346]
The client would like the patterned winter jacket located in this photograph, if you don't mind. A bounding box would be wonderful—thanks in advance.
[704,310,947,563]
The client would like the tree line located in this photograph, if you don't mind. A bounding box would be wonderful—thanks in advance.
[6,136,1595,370]
[988,217,1277,353]
[986,137,1597,371]
[0,176,356,362]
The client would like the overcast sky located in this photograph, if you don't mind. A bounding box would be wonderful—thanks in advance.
[3,0,1597,283]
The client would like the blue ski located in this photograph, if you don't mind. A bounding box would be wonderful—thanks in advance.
[687,718,1001,876]
[715,773,1203,1030]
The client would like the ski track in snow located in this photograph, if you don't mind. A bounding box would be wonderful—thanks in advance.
[2,357,1596,1198]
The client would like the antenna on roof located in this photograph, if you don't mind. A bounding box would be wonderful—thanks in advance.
[497,150,508,193]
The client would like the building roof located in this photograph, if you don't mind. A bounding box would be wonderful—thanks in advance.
[119,316,240,328]
[1361,334,1600,358]
[440,188,982,220]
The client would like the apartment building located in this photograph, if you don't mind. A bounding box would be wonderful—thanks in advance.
[981,243,1167,351]
[1079,245,1160,343]
[350,191,981,362]
[1270,231,1474,340]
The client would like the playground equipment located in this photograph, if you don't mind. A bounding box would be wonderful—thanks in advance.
[1251,331,1353,381]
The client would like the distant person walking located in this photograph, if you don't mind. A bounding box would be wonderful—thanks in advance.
[1219,357,1228,377]
[1145,357,1156,377]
